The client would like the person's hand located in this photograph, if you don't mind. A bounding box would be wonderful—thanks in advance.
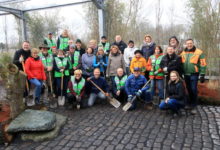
[73,67,77,70]
[47,66,52,72]
[128,95,133,102]
[200,75,205,83]
[151,68,154,71]
[136,90,142,97]
[154,71,158,75]
[60,66,65,69]
[60,69,64,72]
[116,90,120,96]
[19,55,24,63]
[105,93,109,97]
[87,77,91,81]
[165,97,169,103]
[163,67,168,72]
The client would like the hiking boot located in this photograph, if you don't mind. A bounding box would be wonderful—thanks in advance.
[145,103,153,110]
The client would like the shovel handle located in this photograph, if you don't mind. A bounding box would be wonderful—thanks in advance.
[22,61,29,92]
[49,72,53,93]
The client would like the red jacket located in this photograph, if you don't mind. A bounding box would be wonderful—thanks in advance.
[25,57,46,80]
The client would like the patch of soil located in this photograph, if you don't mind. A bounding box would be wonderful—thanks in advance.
[198,82,220,100]
[0,103,11,123]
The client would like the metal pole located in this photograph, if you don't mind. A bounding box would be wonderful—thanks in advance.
[21,11,27,40]
[98,9,104,38]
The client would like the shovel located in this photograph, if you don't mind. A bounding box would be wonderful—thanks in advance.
[90,80,121,108]
[58,72,65,106]
[122,79,152,111]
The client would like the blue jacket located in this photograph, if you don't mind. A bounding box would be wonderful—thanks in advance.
[125,74,150,96]
[93,55,108,73]
[141,42,156,60]
[86,76,109,94]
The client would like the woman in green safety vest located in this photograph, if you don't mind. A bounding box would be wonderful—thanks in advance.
[146,46,164,103]
[38,44,54,99]
[67,44,82,75]
[53,49,71,101]
[112,68,128,103]
[57,29,70,52]
[67,69,86,109]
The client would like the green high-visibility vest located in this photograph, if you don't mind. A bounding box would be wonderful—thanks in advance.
[67,76,85,95]
[54,57,70,77]
[98,42,110,52]
[59,37,69,50]
[45,38,56,48]
[39,53,53,67]
[114,75,127,90]
[149,55,164,77]
[72,51,80,67]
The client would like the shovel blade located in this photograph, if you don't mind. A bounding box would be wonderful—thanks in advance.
[58,96,65,106]
[108,97,121,108]
[122,102,132,111]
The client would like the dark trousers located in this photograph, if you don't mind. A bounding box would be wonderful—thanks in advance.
[184,74,199,107]
[113,87,127,103]
[55,76,69,97]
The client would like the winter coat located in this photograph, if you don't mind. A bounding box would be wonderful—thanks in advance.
[130,57,147,75]
[86,76,109,94]
[125,74,150,96]
[82,53,95,76]
[13,49,31,71]
[25,57,46,80]
[93,55,108,73]
[167,80,185,104]
[123,47,138,67]
[141,42,156,61]
[106,52,126,77]
[160,53,182,76]
[111,41,127,54]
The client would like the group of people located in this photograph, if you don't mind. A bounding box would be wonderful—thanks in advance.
[12,29,207,115]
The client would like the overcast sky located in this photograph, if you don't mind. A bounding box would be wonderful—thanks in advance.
[0,0,188,43]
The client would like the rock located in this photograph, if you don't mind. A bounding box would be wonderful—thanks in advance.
[21,113,67,142]
[7,109,56,132]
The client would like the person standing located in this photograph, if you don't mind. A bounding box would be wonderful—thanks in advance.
[125,67,152,110]
[159,71,185,115]
[89,39,98,55]
[57,29,70,51]
[44,32,56,54]
[147,46,164,103]
[169,36,182,55]
[98,36,110,55]
[141,34,156,61]
[25,48,46,105]
[130,50,147,76]
[160,46,182,77]
[93,47,108,77]
[123,40,138,75]
[111,35,127,54]
[13,41,31,71]
[180,39,207,114]
[75,39,85,56]
[106,45,126,85]
[82,47,95,79]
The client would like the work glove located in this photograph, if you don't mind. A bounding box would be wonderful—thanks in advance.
[154,71,158,75]
[19,56,24,63]
[136,90,142,97]
[200,74,205,83]
[127,95,133,102]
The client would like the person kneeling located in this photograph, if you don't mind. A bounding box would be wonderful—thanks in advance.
[67,69,85,109]
[87,68,109,107]
[159,71,185,115]
[112,68,127,103]
[125,67,152,110]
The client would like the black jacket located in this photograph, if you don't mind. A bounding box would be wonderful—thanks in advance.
[167,80,185,104]
[13,49,31,71]
[141,42,156,60]
[160,53,182,75]
[111,41,127,54]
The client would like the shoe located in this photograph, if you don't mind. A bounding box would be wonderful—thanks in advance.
[27,97,35,106]
[145,104,153,110]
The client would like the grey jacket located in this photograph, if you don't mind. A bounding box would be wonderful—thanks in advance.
[106,52,126,76]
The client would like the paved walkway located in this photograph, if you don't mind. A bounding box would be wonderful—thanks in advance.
[2,105,220,150]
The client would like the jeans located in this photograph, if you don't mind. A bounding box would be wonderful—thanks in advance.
[150,79,164,99]
[184,74,199,107]
[159,99,184,113]
[29,78,43,102]
[129,90,152,110]
[88,92,106,106]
